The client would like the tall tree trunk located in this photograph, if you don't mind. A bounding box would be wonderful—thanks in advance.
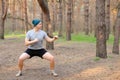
[84,0,89,35]
[96,0,107,58]
[12,0,16,32]
[54,2,57,32]
[37,0,54,50]
[112,2,120,54]
[58,0,63,37]
[112,0,119,36]
[20,0,25,31]
[18,0,24,31]
[50,0,56,32]
[33,0,36,18]
[66,0,72,40]
[71,0,75,33]
[62,0,66,32]
[89,7,93,33]
[0,0,8,39]
[105,0,110,40]
[24,0,28,33]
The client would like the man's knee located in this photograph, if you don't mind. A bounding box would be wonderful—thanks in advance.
[18,53,29,62]
[50,56,54,62]
[18,57,24,62]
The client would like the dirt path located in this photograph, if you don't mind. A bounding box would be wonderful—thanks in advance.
[0,38,120,80]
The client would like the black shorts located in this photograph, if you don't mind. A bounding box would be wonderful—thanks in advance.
[25,48,47,58]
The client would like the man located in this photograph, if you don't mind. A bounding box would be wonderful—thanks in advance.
[16,19,58,77]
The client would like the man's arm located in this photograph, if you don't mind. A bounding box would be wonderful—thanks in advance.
[45,36,58,42]
[25,38,39,46]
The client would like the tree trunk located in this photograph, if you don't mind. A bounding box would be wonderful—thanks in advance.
[62,0,66,32]
[33,0,36,18]
[37,0,54,50]
[50,0,56,32]
[37,0,50,15]
[96,0,107,58]
[0,15,5,39]
[84,0,89,35]
[0,0,8,39]
[54,2,57,32]
[66,0,72,40]
[58,0,63,37]
[12,0,16,32]
[112,2,120,54]
[71,0,75,33]
[24,0,28,33]
[105,0,110,40]
[21,0,25,31]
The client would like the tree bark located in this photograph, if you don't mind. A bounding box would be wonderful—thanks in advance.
[12,0,16,32]
[66,0,72,40]
[96,0,107,58]
[58,0,63,37]
[105,0,110,40]
[71,0,75,33]
[112,2,120,54]
[33,0,36,18]
[50,0,56,32]
[0,0,8,39]
[24,0,28,33]
[84,0,89,35]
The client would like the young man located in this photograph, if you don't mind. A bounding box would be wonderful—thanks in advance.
[16,19,58,77]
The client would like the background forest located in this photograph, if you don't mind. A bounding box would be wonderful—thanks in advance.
[0,0,120,57]
[1,0,120,80]
[0,0,118,34]
[0,0,116,34]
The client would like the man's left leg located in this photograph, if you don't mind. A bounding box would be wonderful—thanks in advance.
[42,52,58,77]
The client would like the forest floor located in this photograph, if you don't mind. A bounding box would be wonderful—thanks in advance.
[0,38,120,80]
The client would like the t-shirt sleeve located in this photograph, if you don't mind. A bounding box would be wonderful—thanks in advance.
[26,31,30,40]
[43,31,48,39]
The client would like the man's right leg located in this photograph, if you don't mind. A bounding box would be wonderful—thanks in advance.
[16,53,30,77]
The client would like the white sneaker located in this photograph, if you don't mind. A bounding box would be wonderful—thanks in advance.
[16,72,22,77]
[51,71,58,77]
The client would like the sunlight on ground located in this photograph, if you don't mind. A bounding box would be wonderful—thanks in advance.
[79,67,106,77]
[0,66,18,73]
[62,66,107,80]
[103,71,120,80]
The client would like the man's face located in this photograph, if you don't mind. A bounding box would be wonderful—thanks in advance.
[36,22,42,29]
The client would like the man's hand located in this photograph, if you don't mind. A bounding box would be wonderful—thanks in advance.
[54,36,58,40]
[25,38,39,46]
[33,38,39,43]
